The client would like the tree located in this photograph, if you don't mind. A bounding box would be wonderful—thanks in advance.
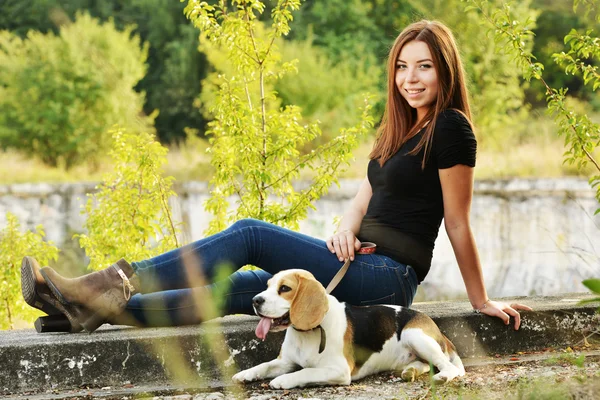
[198,30,381,149]
[0,13,153,169]
[184,0,374,234]
[462,0,599,207]
[0,0,208,144]
[528,0,600,107]
[289,0,383,63]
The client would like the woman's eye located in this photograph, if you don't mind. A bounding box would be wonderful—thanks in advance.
[396,64,407,70]
[420,64,432,69]
[279,285,292,294]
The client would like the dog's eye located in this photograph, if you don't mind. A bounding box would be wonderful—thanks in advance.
[278,285,291,294]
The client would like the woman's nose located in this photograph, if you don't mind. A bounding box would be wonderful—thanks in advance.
[406,67,418,82]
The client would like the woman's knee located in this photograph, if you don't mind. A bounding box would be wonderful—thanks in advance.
[229,218,266,231]
[229,268,271,291]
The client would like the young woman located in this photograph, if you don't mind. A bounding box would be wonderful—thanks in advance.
[21,20,531,333]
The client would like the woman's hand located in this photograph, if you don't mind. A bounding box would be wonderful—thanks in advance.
[326,230,361,262]
[476,300,533,330]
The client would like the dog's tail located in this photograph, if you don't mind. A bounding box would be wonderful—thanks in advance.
[443,334,465,376]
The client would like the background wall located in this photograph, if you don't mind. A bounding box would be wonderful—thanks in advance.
[1,178,598,300]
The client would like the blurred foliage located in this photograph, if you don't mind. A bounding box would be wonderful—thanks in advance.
[277,37,382,147]
[289,0,392,64]
[0,127,183,329]
[581,278,600,312]
[288,0,414,119]
[76,128,182,271]
[0,0,600,152]
[0,0,206,144]
[0,13,152,169]
[0,213,59,330]
[1,0,600,171]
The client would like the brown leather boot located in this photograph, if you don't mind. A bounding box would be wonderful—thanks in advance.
[21,256,83,333]
[40,259,140,333]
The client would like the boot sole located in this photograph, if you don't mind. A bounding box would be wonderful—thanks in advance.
[21,257,62,316]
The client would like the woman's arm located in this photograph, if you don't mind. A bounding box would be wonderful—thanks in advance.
[326,177,372,262]
[439,164,532,330]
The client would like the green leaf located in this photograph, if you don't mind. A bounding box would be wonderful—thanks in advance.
[582,279,600,295]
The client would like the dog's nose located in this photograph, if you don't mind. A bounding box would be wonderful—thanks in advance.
[252,295,265,307]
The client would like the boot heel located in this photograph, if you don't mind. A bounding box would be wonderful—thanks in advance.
[81,311,106,333]
[35,315,73,333]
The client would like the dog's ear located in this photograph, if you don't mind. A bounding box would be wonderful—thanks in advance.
[290,271,329,331]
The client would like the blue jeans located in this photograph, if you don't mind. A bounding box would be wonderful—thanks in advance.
[124,219,419,326]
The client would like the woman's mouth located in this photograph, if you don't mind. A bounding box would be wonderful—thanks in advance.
[405,88,425,95]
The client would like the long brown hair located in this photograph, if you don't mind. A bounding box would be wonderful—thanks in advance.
[370,20,472,167]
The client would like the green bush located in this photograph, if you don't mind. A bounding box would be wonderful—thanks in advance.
[0,213,59,330]
[0,12,153,169]
[76,128,182,271]
[0,127,182,330]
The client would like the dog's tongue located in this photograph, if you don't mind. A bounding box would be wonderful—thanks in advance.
[255,317,272,340]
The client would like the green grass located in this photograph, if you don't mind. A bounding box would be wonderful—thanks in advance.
[543,353,586,368]
[0,114,598,185]
[426,373,600,400]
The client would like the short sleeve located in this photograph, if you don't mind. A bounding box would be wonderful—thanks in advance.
[433,109,477,169]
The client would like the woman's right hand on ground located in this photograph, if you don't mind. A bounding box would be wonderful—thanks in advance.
[478,300,533,330]
[327,230,361,262]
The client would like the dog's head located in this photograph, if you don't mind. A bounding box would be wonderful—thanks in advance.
[252,269,329,340]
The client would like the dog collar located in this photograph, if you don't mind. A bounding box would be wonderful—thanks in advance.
[292,325,326,353]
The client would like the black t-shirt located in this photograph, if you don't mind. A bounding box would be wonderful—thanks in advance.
[357,109,477,282]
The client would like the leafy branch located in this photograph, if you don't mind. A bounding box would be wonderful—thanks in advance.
[76,128,182,270]
[184,0,373,233]
[465,0,600,213]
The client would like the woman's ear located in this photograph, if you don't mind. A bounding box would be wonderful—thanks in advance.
[289,271,329,331]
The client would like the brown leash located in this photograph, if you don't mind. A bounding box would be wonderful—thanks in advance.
[325,258,351,294]
[325,242,376,294]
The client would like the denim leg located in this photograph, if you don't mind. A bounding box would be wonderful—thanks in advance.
[123,218,419,327]
[124,269,271,326]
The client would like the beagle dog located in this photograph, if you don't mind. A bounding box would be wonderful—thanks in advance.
[232,269,465,389]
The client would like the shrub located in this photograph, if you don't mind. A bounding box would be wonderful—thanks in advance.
[76,128,182,271]
[0,213,59,329]
[0,12,153,169]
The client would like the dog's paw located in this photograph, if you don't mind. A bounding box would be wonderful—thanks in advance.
[432,368,459,384]
[269,375,298,389]
[401,367,418,382]
[232,368,261,383]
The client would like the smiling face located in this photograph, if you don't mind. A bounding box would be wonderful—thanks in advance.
[395,40,439,122]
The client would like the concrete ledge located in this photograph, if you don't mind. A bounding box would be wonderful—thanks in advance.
[1,293,598,396]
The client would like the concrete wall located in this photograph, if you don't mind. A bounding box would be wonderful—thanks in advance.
[1,179,599,300]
